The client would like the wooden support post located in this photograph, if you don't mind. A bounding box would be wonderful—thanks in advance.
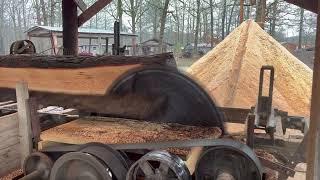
[78,0,113,27]
[16,82,32,166]
[62,0,78,55]
[98,35,102,55]
[306,7,320,180]
[50,32,58,55]
[28,98,40,150]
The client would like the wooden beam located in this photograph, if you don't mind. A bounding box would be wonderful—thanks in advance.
[62,0,78,55]
[73,0,87,12]
[306,6,320,180]
[284,0,318,14]
[78,0,112,27]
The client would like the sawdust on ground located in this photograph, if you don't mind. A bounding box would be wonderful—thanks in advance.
[188,20,312,120]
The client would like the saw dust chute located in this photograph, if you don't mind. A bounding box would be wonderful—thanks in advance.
[188,20,312,118]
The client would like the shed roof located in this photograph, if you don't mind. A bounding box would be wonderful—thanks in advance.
[26,25,138,39]
[284,0,318,13]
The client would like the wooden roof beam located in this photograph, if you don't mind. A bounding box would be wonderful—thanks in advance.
[284,0,318,14]
[78,0,112,27]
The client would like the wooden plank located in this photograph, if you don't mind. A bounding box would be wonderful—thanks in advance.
[0,154,21,177]
[16,82,32,167]
[0,144,20,162]
[78,0,112,27]
[0,113,18,131]
[306,7,320,180]
[0,135,19,150]
[40,117,222,145]
[0,100,15,106]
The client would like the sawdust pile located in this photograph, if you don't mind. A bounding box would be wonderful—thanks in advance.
[188,20,312,117]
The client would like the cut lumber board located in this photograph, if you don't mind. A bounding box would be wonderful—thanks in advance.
[0,53,175,95]
[40,117,222,145]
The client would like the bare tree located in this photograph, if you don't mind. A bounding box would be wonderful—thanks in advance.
[39,0,47,25]
[221,0,227,39]
[298,7,304,49]
[193,0,200,53]
[123,0,147,54]
[158,0,170,53]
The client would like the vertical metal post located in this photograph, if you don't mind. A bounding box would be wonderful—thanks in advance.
[246,114,255,148]
[113,21,120,55]
[306,7,320,180]
[62,0,78,55]
[105,37,109,54]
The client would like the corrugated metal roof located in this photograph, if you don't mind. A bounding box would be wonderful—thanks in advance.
[26,25,138,37]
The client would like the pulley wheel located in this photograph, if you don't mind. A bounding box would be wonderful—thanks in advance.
[79,142,129,179]
[126,150,191,180]
[108,66,225,132]
[195,139,263,180]
[23,152,53,180]
[49,152,112,180]
[10,40,36,54]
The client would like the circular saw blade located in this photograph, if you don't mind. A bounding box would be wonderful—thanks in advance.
[108,66,225,133]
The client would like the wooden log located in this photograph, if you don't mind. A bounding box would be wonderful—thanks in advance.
[40,117,222,146]
[0,53,175,95]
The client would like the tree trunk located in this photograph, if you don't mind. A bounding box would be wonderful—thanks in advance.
[209,0,214,47]
[153,9,158,38]
[221,0,227,39]
[158,0,170,53]
[40,0,48,25]
[194,0,201,54]
[22,0,27,30]
[256,0,266,29]
[50,0,56,26]
[227,0,237,35]
[298,7,304,49]
[34,0,41,25]
[117,0,123,31]
[0,0,4,54]
[181,2,186,45]
[269,0,278,37]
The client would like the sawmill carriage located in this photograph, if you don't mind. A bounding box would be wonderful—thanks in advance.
[0,51,309,180]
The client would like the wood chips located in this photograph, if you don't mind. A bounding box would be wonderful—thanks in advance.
[40,117,222,145]
[188,20,312,118]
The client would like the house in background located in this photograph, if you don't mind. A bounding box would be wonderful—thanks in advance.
[139,38,173,55]
[26,26,137,55]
